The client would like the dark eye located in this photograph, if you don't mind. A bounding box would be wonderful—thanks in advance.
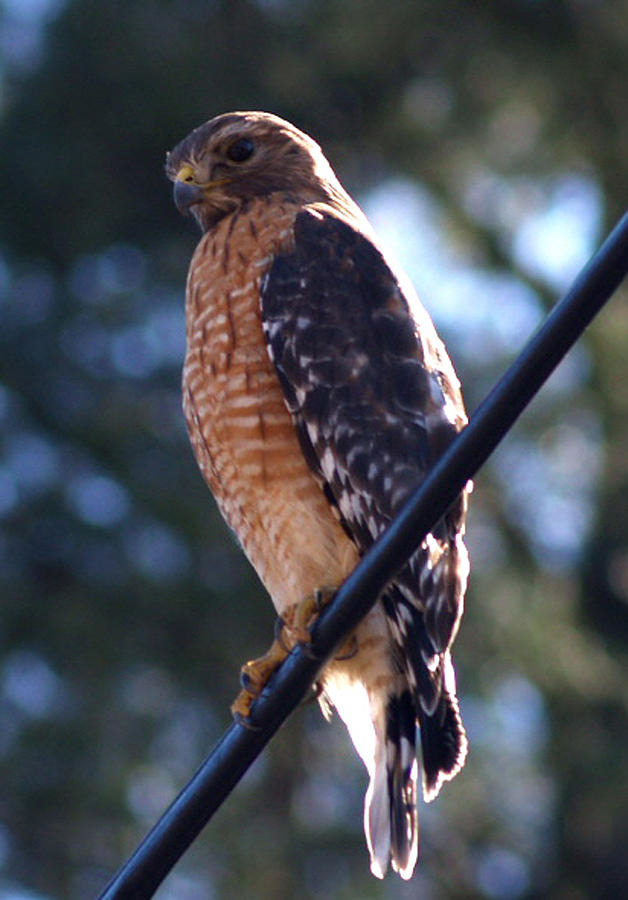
[226,138,255,163]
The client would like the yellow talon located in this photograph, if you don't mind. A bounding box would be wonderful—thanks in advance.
[230,586,337,720]
[284,585,336,644]
[230,638,290,719]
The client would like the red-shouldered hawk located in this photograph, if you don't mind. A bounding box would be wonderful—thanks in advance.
[165,111,470,880]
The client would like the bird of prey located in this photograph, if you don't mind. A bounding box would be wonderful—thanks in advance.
[166,111,469,879]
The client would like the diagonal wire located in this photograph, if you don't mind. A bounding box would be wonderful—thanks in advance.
[97,209,628,900]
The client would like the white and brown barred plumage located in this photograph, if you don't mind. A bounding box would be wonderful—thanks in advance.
[166,111,470,879]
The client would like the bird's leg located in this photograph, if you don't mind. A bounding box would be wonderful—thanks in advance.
[293,586,357,662]
[284,586,336,647]
[231,586,337,721]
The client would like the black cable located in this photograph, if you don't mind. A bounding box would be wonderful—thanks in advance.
[97,209,628,900]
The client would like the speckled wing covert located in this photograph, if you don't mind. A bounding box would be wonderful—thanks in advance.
[261,208,469,803]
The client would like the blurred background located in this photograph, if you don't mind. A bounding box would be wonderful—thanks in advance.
[0,1,627,898]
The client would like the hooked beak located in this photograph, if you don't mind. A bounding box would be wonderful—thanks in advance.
[173,179,204,216]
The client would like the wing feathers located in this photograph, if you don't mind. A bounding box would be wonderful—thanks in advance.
[261,209,466,646]
[261,207,469,875]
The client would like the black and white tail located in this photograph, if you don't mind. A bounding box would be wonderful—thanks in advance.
[322,545,468,880]
[365,689,419,879]
[364,671,466,879]
[364,567,468,879]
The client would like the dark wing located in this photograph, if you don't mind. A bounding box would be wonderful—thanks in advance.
[261,209,472,802]
[261,206,467,640]
[261,208,469,800]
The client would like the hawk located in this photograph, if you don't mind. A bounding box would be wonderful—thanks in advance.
[166,111,470,880]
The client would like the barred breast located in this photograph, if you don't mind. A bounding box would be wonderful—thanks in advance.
[182,194,359,615]
[184,195,402,832]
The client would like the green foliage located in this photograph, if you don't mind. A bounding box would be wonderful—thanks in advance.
[0,1,627,898]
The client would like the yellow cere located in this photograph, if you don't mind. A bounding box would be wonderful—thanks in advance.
[176,164,197,184]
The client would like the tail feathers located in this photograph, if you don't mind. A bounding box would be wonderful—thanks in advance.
[418,655,467,802]
[382,586,468,804]
[364,745,391,879]
[387,691,419,879]
[365,690,418,880]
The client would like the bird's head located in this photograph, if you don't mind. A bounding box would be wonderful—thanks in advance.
[166,111,349,233]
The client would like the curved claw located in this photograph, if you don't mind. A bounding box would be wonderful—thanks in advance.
[231,699,262,731]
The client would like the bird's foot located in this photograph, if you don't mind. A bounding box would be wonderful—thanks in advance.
[231,586,337,721]
[294,587,356,662]
[231,638,290,721]
[283,585,336,649]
